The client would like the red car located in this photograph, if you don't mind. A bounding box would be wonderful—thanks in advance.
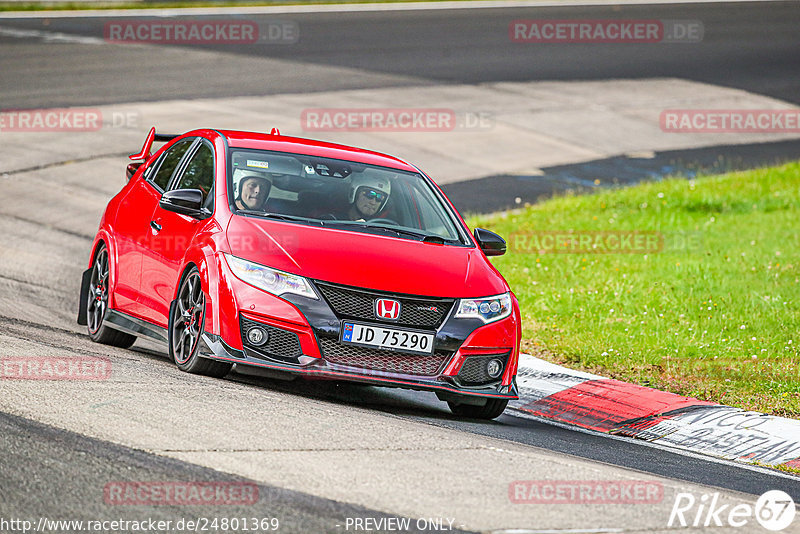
[78,127,521,419]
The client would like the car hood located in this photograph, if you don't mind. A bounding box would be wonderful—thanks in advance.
[225,216,508,298]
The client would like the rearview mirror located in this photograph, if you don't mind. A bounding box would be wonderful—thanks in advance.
[473,228,506,256]
[159,189,206,218]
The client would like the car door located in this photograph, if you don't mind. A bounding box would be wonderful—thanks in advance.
[139,139,215,327]
[113,137,196,318]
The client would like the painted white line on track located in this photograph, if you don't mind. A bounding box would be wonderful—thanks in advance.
[0,24,105,43]
[0,0,785,19]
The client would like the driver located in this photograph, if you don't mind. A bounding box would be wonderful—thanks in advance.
[235,173,272,211]
[346,175,391,221]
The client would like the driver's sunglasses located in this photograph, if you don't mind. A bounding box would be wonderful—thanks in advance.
[359,187,387,203]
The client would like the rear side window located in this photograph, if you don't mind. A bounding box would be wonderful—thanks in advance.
[151,138,194,191]
[174,142,214,208]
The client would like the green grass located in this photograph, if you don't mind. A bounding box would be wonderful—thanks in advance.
[469,162,800,417]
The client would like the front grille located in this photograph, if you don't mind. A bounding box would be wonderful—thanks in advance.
[315,282,454,329]
[318,337,450,377]
[457,353,509,385]
[241,317,302,361]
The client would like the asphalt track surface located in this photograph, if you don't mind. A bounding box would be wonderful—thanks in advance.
[225,370,800,500]
[1,411,463,534]
[0,2,798,107]
[1,2,800,532]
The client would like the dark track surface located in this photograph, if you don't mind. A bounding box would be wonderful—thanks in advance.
[225,368,800,500]
[443,138,800,214]
[0,2,798,107]
[0,410,474,534]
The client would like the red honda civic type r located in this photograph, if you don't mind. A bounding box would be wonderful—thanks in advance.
[78,127,521,419]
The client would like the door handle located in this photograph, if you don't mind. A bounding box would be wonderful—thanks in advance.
[150,220,162,232]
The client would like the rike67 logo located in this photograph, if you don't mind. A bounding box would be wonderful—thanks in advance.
[669,490,796,531]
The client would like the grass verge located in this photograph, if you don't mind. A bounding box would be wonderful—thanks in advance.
[469,162,800,417]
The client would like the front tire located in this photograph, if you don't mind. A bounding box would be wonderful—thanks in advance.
[448,398,509,420]
[169,267,231,378]
[86,244,136,348]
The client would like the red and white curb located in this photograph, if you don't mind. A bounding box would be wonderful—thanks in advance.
[509,354,800,470]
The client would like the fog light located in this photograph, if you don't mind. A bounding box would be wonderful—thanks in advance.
[247,327,268,346]
[486,358,503,379]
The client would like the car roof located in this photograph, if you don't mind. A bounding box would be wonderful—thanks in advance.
[217,129,418,173]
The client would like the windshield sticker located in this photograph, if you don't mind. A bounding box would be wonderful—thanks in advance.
[246,160,270,169]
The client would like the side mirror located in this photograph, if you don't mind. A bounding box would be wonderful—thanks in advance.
[474,228,506,256]
[159,189,206,218]
[126,162,142,182]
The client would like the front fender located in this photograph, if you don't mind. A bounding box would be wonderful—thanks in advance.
[179,240,221,337]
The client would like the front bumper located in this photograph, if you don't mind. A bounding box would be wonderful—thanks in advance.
[199,331,518,399]
[200,259,520,400]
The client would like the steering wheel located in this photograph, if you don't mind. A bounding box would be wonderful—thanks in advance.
[367,218,399,225]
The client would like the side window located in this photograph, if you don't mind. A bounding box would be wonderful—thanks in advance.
[150,138,194,191]
[174,142,215,209]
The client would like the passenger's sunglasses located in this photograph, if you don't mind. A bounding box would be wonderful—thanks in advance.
[358,187,387,203]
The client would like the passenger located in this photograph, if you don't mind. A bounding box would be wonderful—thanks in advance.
[235,174,271,211]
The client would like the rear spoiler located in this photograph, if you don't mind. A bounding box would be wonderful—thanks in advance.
[155,133,178,142]
[129,127,179,161]
[126,127,179,180]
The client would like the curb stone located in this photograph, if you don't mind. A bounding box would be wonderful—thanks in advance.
[509,354,800,470]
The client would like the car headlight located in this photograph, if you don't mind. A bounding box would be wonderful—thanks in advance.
[455,293,512,323]
[224,254,318,300]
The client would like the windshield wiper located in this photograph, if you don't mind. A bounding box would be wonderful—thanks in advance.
[368,225,460,244]
[324,221,459,243]
[236,210,318,224]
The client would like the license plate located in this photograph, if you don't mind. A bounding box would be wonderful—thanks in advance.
[340,322,434,355]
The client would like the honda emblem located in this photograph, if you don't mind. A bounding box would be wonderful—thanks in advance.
[375,298,401,320]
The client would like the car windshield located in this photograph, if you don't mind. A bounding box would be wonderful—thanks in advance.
[228,149,466,244]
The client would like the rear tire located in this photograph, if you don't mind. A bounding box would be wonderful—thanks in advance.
[86,244,136,349]
[170,267,232,378]
[447,398,509,420]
